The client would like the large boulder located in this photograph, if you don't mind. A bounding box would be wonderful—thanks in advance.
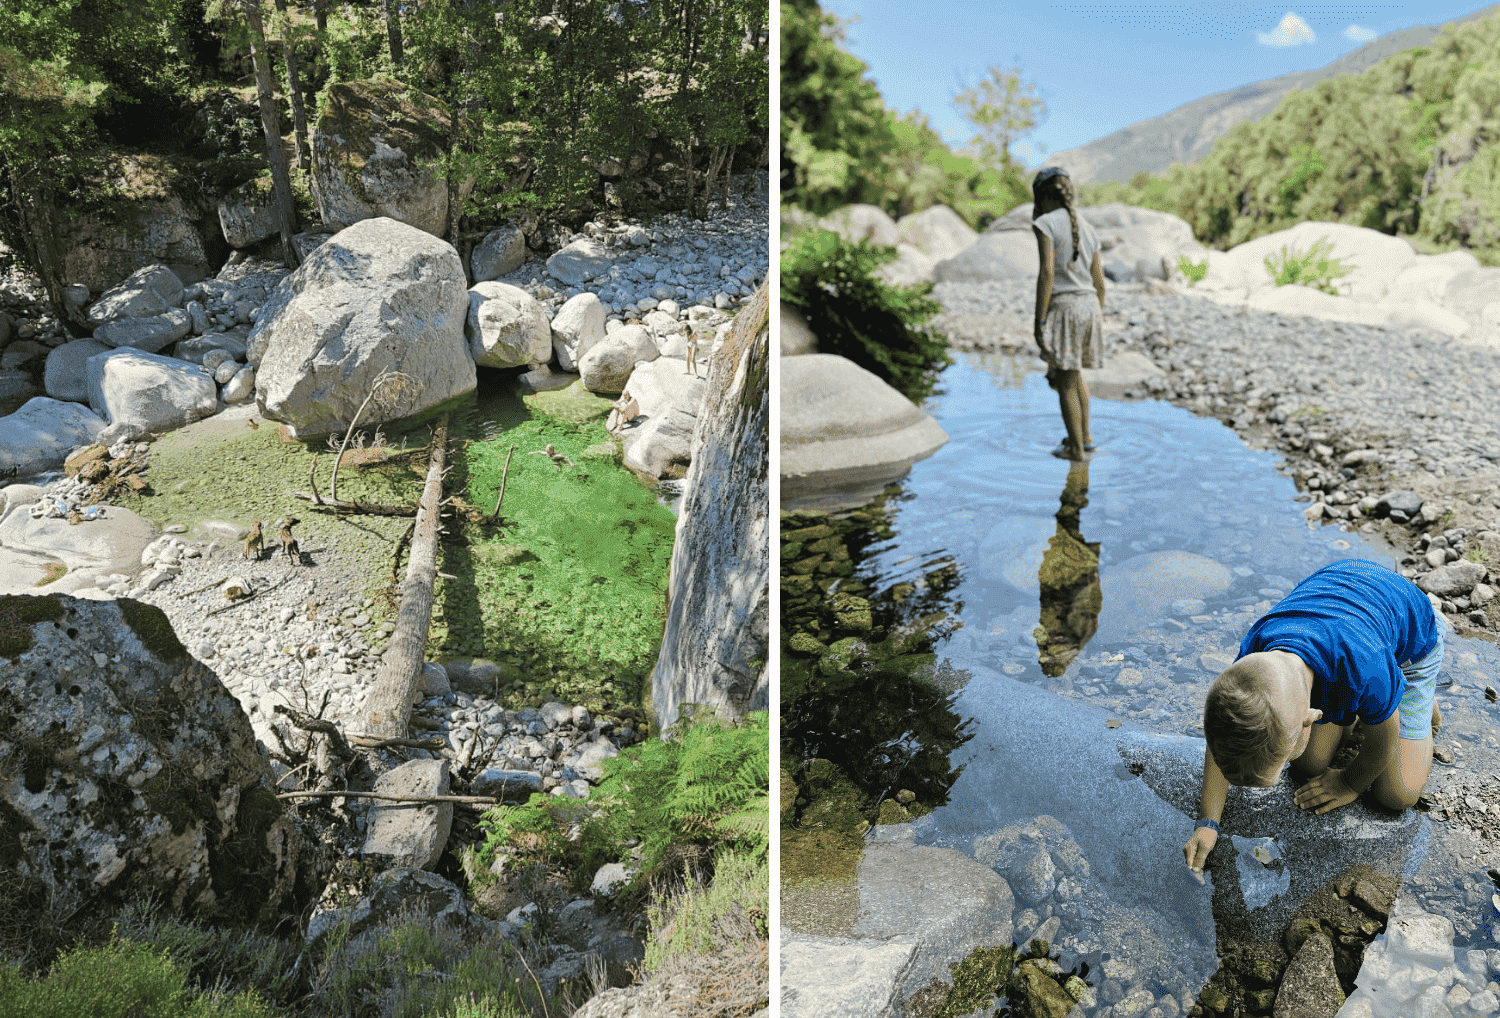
[820,204,898,247]
[934,231,1040,283]
[578,324,657,394]
[780,354,949,508]
[306,867,507,954]
[0,595,321,926]
[310,78,451,237]
[976,203,1208,283]
[545,238,613,286]
[93,308,194,353]
[616,358,705,478]
[779,301,818,356]
[217,176,280,249]
[248,217,475,438]
[86,348,218,434]
[650,286,768,731]
[875,243,945,287]
[895,204,978,261]
[550,292,607,371]
[0,397,107,477]
[63,192,215,295]
[44,339,111,403]
[0,503,157,596]
[1384,249,1482,304]
[466,282,553,369]
[1213,222,1418,302]
[470,224,528,282]
[85,264,186,329]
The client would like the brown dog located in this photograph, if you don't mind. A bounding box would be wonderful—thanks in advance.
[280,517,300,564]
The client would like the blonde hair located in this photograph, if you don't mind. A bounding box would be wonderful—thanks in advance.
[1032,168,1082,265]
[1203,658,1291,786]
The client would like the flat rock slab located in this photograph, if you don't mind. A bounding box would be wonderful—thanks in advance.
[780,932,916,1018]
[1115,729,1425,944]
[1082,350,1166,399]
[0,503,157,595]
[781,354,948,509]
[362,757,453,871]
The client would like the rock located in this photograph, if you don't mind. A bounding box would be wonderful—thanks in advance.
[1376,490,1423,519]
[470,769,544,799]
[518,364,578,393]
[362,758,452,870]
[1244,284,1392,328]
[248,217,474,438]
[466,281,553,369]
[1081,351,1166,399]
[0,370,38,414]
[64,194,212,297]
[470,223,528,281]
[545,237,612,286]
[819,204,898,247]
[310,78,451,236]
[781,354,949,508]
[1217,222,1418,303]
[217,177,280,249]
[86,347,218,434]
[306,867,502,953]
[93,308,193,353]
[579,324,657,394]
[616,357,704,478]
[0,502,156,595]
[43,339,111,403]
[0,595,319,926]
[85,263,185,328]
[1273,933,1344,1018]
[1416,560,1486,598]
[934,231,1040,283]
[780,933,915,1018]
[550,292,607,371]
[1380,298,1471,338]
[175,329,250,365]
[1099,550,1232,632]
[779,300,818,356]
[572,740,619,782]
[874,243,944,287]
[0,396,107,477]
[291,229,337,262]
[895,205,978,261]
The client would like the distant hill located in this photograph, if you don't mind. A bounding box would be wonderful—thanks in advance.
[1046,4,1500,183]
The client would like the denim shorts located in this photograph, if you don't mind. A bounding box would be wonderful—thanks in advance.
[1395,614,1447,741]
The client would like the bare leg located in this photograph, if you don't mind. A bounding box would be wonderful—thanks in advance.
[1075,372,1093,449]
[1372,735,1433,811]
[1290,722,1349,780]
[1055,369,1085,457]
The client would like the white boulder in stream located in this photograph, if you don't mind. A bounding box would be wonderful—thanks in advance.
[466,281,552,369]
[650,286,768,730]
[0,396,106,477]
[86,347,219,434]
[780,354,949,508]
[248,217,475,437]
[616,357,705,479]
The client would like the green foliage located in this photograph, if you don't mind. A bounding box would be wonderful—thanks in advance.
[780,229,951,402]
[1467,545,1489,563]
[477,708,770,891]
[1263,237,1353,295]
[643,848,768,974]
[1176,253,1208,284]
[952,64,1046,172]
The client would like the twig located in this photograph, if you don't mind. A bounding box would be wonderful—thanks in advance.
[177,575,233,598]
[514,938,553,1018]
[275,789,500,804]
[347,735,445,751]
[391,520,416,585]
[307,455,323,505]
[488,444,516,523]
[206,570,295,616]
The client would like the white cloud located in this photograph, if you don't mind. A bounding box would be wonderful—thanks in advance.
[1343,24,1378,42]
[1257,12,1316,47]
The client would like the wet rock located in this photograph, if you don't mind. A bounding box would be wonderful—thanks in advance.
[780,932,914,1018]
[1099,550,1232,631]
[1272,932,1344,1017]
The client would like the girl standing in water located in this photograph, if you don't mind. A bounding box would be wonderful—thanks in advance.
[1031,167,1106,460]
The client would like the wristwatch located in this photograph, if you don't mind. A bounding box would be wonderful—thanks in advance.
[1196,818,1221,833]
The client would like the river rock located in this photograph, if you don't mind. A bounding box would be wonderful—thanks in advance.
[934,231,1040,283]
[779,301,818,356]
[44,339,111,403]
[86,347,218,434]
[0,502,157,595]
[0,396,107,477]
[875,244,945,287]
[1416,560,1486,598]
[895,204,978,261]
[93,308,193,353]
[650,286,768,730]
[1081,350,1166,398]
[221,364,255,404]
[0,594,320,926]
[1215,222,1417,303]
[1375,490,1423,521]
[466,281,553,369]
[781,354,949,508]
[306,867,503,954]
[1273,932,1344,1018]
[1099,550,1232,629]
[217,177,280,249]
[470,223,528,281]
[0,370,37,414]
[819,204,898,247]
[780,933,915,1018]
[175,329,250,365]
[550,292,607,371]
[362,758,452,871]
[1245,285,1392,328]
[616,357,704,478]
[64,194,211,297]
[85,263,185,328]
[248,217,474,438]
[545,237,612,286]
[578,324,657,394]
[310,78,450,237]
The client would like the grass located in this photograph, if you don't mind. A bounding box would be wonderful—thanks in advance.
[1176,253,1208,285]
[1467,545,1490,564]
[1263,237,1353,296]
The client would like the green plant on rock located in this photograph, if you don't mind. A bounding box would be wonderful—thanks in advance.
[1176,254,1208,285]
[1264,237,1353,295]
[1467,545,1489,563]
[780,229,951,403]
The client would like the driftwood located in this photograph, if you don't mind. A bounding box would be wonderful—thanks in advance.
[293,458,418,517]
[347,735,445,751]
[362,415,449,740]
[275,789,499,804]
[488,443,516,523]
[272,704,355,761]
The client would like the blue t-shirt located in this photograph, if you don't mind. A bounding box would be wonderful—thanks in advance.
[1237,558,1437,727]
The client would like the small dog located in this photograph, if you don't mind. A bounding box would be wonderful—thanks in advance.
[279,517,300,564]
[242,520,263,560]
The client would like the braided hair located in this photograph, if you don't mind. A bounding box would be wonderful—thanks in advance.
[1032,167,1082,264]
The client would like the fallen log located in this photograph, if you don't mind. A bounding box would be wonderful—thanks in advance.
[275,789,498,805]
[362,415,449,740]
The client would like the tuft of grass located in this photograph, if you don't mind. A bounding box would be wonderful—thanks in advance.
[1176,254,1208,285]
[1467,545,1489,564]
[1264,237,1353,296]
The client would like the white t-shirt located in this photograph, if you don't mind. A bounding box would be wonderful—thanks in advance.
[1033,207,1100,297]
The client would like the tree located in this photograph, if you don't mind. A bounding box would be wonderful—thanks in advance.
[236,0,300,267]
[952,64,1046,171]
[271,0,311,169]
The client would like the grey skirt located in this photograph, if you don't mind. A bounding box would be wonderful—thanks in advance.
[1039,291,1104,371]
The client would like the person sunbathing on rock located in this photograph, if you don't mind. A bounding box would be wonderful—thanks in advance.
[1031,166,1107,461]
[1183,558,1445,875]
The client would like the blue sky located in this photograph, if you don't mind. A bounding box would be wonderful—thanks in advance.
[813,2,1498,167]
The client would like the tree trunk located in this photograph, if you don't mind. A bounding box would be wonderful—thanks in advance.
[273,0,311,171]
[243,0,300,269]
[362,415,449,740]
[382,0,404,68]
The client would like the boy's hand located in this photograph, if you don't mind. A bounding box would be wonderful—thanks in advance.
[1295,767,1358,814]
[1184,826,1217,873]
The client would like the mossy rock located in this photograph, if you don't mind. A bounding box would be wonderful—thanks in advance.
[525,380,615,425]
[0,595,66,660]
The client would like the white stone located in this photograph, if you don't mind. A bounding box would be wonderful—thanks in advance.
[466,281,553,369]
[550,292,606,371]
[577,324,657,394]
[86,348,218,434]
[221,365,255,404]
[818,204,898,247]
[545,238,612,286]
[895,204,978,261]
[470,224,527,281]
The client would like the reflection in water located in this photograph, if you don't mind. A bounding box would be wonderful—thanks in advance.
[781,489,974,819]
[1035,459,1101,676]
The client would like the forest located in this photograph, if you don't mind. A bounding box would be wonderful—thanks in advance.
[0,0,770,319]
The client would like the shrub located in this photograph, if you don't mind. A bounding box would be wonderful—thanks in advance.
[1176,254,1208,285]
[780,230,951,403]
[643,848,768,974]
[111,900,302,1008]
[1263,237,1353,295]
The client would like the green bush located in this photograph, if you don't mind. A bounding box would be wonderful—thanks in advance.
[780,229,951,402]
[1176,254,1208,285]
[1263,237,1353,295]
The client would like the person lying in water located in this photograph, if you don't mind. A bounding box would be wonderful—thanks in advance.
[1183,558,1445,874]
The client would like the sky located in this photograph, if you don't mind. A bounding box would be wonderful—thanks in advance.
[812,2,1498,168]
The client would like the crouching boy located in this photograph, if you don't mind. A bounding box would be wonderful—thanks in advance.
[1183,558,1445,873]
